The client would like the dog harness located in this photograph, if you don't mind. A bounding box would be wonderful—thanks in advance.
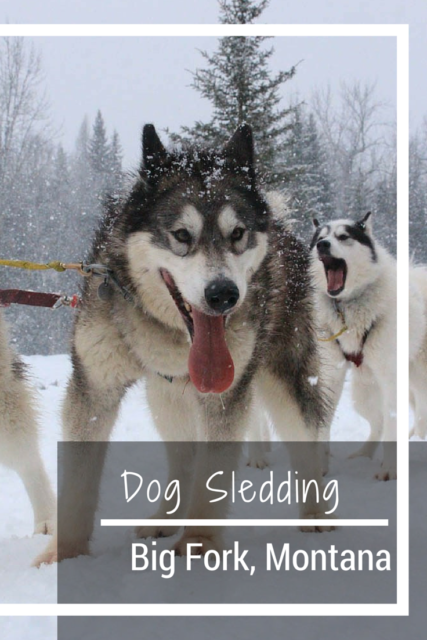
[337,325,374,368]
[318,301,375,368]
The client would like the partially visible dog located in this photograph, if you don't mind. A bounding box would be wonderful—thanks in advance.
[0,311,54,533]
[409,265,427,439]
[36,123,334,566]
[310,213,397,480]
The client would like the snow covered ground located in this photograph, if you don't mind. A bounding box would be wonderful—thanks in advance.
[0,354,422,639]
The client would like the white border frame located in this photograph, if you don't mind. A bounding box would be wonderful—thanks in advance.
[0,23,408,618]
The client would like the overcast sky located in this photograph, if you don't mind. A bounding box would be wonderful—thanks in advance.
[0,0,423,168]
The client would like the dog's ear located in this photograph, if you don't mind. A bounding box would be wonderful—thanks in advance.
[356,211,372,233]
[224,124,254,170]
[142,124,167,171]
[312,218,320,228]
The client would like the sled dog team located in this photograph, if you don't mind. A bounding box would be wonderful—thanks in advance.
[0,124,423,566]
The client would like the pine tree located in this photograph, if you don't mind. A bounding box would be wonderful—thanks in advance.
[409,132,427,261]
[89,110,109,174]
[70,117,98,258]
[170,0,296,186]
[89,110,111,204]
[107,130,124,196]
[374,161,397,255]
[282,107,334,239]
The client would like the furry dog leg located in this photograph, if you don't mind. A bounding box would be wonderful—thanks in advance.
[376,381,397,481]
[0,406,54,535]
[7,439,55,535]
[135,374,199,540]
[410,360,427,439]
[33,370,127,566]
[0,314,54,535]
[317,348,347,474]
[258,372,335,530]
[247,392,271,469]
[172,391,248,556]
[349,370,383,460]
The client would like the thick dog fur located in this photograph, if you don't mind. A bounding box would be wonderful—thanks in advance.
[310,214,397,480]
[0,312,54,534]
[36,124,334,566]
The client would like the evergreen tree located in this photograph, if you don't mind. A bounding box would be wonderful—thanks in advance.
[409,132,427,261]
[282,107,334,239]
[107,130,124,196]
[0,43,127,355]
[170,0,296,186]
[89,110,111,206]
[47,144,73,256]
[69,118,93,255]
[89,110,109,174]
[374,161,397,255]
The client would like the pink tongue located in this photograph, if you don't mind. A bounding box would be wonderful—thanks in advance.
[188,309,234,394]
[327,268,344,293]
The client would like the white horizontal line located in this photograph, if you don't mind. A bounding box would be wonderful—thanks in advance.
[0,25,405,38]
[101,519,388,527]
[0,602,405,617]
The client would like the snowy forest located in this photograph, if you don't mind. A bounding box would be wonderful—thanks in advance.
[0,1,407,355]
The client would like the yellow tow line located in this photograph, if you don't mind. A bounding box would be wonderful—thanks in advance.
[0,259,89,276]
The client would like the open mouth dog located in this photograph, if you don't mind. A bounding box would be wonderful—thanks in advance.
[160,268,235,394]
[319,256,347,297]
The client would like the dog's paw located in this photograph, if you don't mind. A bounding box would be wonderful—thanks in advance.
[375,466,397,481]
[409,426,427,440]
[32,539,89,567]
[173,532,224,557]
[34,519,54,536]
[348,442,377,460]
[33,549,58,567]
[246,454,269,470]
[299,513,336,533]
[135,523,180,540]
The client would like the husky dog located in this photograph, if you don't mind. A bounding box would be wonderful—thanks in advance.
[310,213,397,480]
[36,124,334,566]
[0,312,54,534]
[409,265,427,439]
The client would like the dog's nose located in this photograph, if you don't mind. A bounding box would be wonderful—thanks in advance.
[317,239,331,252]
[205,279,240,313]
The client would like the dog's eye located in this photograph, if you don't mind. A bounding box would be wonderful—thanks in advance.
[172,229,192,244]
[338,235,349,242]
[231,227,245,242]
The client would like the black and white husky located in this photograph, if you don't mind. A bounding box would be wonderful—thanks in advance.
[36,124,334,565]
[310,213,398,480]
[0,312,54,533]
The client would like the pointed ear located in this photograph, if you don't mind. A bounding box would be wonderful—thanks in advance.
[224,124,254,169]
[312,218,320,228]
[356,211,372,233]
[142,124,167,170]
